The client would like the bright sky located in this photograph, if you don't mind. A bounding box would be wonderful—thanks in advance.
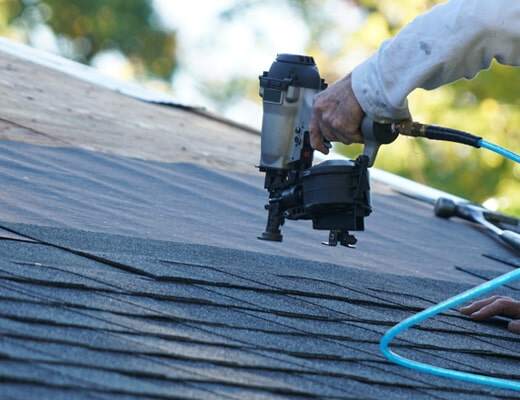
[152,0,312,127]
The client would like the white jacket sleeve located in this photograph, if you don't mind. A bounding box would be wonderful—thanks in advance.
[351,0,520,122]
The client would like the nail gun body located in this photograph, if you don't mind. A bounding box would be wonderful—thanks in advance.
[258,55,321,170]
[258,54,372,246]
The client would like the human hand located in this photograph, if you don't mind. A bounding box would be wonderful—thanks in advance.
[309,73,365,154]
[459,295,520,333]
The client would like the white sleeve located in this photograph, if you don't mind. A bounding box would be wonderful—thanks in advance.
[351,0,520,122]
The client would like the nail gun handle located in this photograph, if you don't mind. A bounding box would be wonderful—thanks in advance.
[361,117,381,167]
[361,117,399,167]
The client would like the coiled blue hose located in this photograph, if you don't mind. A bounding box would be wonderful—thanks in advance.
[380,140,520,391]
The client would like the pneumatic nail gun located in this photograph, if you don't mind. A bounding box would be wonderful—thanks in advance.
[257,54,398,247]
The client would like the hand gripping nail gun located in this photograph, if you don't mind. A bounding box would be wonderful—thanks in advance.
[257,54,398,247]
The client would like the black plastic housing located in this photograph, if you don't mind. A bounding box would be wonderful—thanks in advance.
[302,158,371,231]
[259,53,327,91]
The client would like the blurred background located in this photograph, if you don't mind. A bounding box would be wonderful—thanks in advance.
[0,0,518,214]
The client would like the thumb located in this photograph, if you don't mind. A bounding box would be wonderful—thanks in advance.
[508,320,520,334]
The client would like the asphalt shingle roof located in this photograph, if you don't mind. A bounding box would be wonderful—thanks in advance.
[0,140,515,284]
[0,140,519,399]
[0,221,519,399]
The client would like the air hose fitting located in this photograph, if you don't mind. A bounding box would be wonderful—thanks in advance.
[392,120,482,148]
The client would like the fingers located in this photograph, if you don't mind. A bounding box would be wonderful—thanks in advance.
[471,298,520,320]
[309,113,329,155]
[349,128,364,144]
[319,120,339,143]
[460,296,520,321]
[508,320,520,334]
[459,295,502,315]
[309,74,365,149]
[322,109,362,145]
[460,296,520,335]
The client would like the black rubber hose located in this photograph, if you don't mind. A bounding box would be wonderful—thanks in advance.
[424,125,482,148]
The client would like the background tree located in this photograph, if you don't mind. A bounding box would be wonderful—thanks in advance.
[0,0,176,80]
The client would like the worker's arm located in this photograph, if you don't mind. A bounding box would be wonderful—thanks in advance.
[311,0,520,152]
[353,0,520,122]
[460,296,520,333]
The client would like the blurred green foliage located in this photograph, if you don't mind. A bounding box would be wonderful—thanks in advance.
[0,0,176,80]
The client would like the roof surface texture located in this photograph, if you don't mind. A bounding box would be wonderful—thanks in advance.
[0,41,520,399]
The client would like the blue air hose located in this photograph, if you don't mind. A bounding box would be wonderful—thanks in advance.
[480,139,520,164]
[380,140,520,391]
